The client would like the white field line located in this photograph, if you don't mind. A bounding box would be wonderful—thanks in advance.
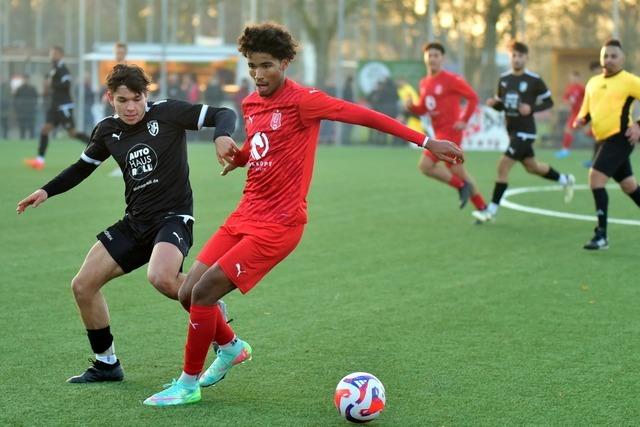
[501,184,640,226]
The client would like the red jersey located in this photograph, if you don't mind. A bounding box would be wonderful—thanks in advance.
[563,83,585,114]
[232,79,428,226]
[408,70,478,142]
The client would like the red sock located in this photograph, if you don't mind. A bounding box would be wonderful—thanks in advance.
[562,132,573,149]
[471,194,487,210]
[214,308,235,346]
[183,304,219,375]
[448,175,464,189]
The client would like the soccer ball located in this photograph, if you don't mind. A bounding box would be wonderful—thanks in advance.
[334,372,386,423]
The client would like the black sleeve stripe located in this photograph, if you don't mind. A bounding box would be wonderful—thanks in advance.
[620,96,634,132]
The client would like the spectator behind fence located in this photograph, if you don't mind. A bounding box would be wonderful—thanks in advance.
[1,78,11,139]
[103,42,128,117]
[182,74,200,104]
[341,75,355,144]
[204,75,225,106]
[14,74,39,140]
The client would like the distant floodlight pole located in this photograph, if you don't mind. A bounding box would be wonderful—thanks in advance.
[146,0,154,43]
[519,0,527,40]
[195,0,202,40]
[93,0,100,44]
[160,0,168,99]
[250,0,257,22]
[78,0,86,132]
[2,0,10,46]
[218,0,226,43]
[335,0,345,145]
[369,0,377,55]
[612,0,620,39]
[426,0,435,41]
[0,0,3,130]
[35,0,44,49]
[119,0,127,42]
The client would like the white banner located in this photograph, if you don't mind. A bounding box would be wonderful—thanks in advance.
[461,106,510,151]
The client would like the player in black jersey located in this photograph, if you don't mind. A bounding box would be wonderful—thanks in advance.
[473,41,575,223]
[24,46,92,170]
[16,64,239,383]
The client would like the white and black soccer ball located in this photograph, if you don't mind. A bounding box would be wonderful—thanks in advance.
[334,372,386,423]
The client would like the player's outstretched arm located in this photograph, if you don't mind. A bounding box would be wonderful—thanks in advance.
[16,189,48,214]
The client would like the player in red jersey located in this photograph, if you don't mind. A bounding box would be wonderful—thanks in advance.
[406,42,487,211]
[555,70,585,159]
[143,22,464,407]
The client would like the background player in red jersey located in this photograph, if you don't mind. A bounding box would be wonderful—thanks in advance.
[144,22,464,407]
[406,42,487,211]
[555,70,585,159]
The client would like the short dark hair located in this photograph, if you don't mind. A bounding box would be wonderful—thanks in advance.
[115,41,128,50]
[424,42,445,55]
[509,41,528,55]
[51,45,64,55]
[237,22,298,61]
[106,64,151,94]
[604,39,622,50]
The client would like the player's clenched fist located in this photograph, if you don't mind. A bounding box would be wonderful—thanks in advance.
[16,189,48,214]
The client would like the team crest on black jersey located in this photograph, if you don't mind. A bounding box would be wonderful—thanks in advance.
[270,111,282,130]
[126,143,158,180]
[147,120,159,136]
[519,81,528,92]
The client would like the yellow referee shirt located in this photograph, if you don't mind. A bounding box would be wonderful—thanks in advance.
[578,70,640,141]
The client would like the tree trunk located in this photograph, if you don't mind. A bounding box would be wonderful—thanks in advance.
[480,0,501,99]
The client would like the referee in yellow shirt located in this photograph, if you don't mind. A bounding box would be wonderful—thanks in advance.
[574,39,640,250]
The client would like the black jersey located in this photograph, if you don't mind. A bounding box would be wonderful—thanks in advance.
[48,60,74,109]
[492,69,553,138]
[82,100,218,222]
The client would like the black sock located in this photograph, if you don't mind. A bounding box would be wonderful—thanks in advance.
[75,132,90,144]
[543,167,560,182]
[38,133,49,157]
[592,188,608,234]
[492,182,508,205]
[87,326,113,354]
[628,186,640,207]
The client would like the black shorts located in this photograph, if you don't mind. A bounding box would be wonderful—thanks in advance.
[504,135,535,161]
[46,106,75,129]
[97,215,194,273]
[592,133,635,182]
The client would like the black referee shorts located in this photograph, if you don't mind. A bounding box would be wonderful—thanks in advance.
[97,215,194,273]
[592,133,635,182]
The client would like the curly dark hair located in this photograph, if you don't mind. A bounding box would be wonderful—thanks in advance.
[106,64,151,94]
[237,22,298,61]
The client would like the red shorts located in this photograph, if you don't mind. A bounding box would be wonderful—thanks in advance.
[423,127,462,166]
[196,212,305,294]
